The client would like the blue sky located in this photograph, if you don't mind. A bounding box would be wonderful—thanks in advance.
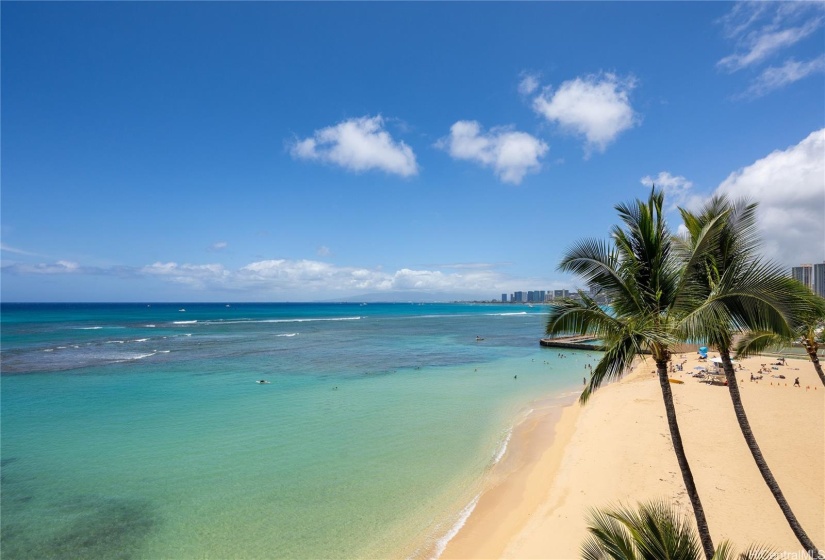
[2,1,824,302]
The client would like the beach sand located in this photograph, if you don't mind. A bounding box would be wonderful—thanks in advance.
[442,352,824,559]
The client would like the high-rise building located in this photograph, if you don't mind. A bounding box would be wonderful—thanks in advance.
[501,293,508,303]
[527,290,546,303]
[513,291,525,303]
[792,264,814,291]
[814,263,825,298]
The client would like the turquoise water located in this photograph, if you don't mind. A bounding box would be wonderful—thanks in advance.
[1,303,591,559]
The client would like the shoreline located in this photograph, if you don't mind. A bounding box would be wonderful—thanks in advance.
[440,353,824,559]
[440,389,582,559]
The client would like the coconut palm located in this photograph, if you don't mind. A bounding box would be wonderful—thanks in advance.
[582,501,777,560]
[546,190,716,559]
[678,196,823,559]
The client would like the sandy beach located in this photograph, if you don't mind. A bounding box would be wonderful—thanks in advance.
[442,352,824,559]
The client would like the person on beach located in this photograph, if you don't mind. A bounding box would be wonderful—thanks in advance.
[794,377,800,387]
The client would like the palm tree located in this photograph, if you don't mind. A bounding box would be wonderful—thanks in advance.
[582,501,777,560]
[546,190,716,559]
[793,295,825,386]
[678,196,823,559]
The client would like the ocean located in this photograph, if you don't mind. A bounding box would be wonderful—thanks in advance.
[0,302,591,559]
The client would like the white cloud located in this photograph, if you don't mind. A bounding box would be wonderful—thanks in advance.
[437,120,548,185]
[1,254,551,299]
[716,2,825,97]
[317,246,332,257]
[518,73,540,96]
[717,18,822,72]
[142,262,230,288]
[532,73,637,154]
[289,115,418,177]
[5,260,82,274]
[209,241,228,252]
[640,171,703,211]
[741,55,825,98]
[714,128,825,266]
[0,243,43,257]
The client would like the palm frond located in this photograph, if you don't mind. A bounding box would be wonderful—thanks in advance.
[734,330,784,357]
[546,296,620,339]
[582,507,639,560]
[737,544,781,560]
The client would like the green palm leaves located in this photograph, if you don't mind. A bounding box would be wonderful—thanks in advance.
[547,189,716,558]
[549,189,823,559]
[583,501,777,560]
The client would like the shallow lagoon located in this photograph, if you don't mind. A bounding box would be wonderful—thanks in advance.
[1,303,589,559]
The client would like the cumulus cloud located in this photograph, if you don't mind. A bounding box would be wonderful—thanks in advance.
[1,254,543,299]
[289,115,418,177]
[436,120,548,185]
[713,128,825,266]
[532,73,637,154]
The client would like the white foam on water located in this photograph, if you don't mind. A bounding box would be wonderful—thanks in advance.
[173,320,198,325]
[200,316,362,325]
[145,324,156,328]
[492,428,513,465]
[132,338,149,343]
[486,311,528,316]
[115,352,157,362]
[276,333,298,337]
[430,494,481,559]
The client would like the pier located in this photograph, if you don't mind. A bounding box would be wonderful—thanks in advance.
[539,336,605,351]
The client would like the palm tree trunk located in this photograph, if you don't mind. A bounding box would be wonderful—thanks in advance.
[656,360,715,560]
[719,349,824,559]
[805,346,825,387]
